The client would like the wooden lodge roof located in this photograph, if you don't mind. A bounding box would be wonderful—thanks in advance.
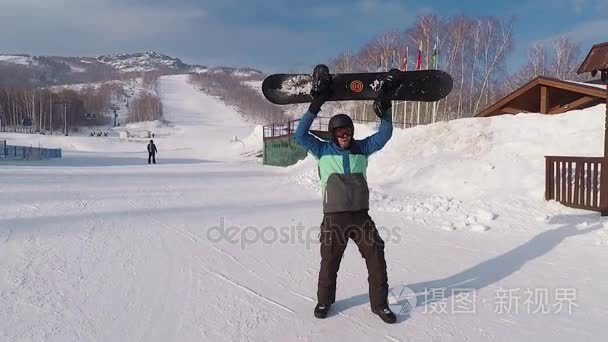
[475,76,607,118]
[578,42,608,74]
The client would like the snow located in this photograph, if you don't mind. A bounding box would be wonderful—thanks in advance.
[0,55,36,66]
[2,75,608,341]
[69,65,86,73]
[233,70,259,77]
[280,75,312,95]
[564,80,608,89]
[97,52,185,73]
[191,66,209,74]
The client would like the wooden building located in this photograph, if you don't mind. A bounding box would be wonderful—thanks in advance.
[475,76,607,117]
[578,41,608,77]
[543,42,608,215]
[477,42,608,119]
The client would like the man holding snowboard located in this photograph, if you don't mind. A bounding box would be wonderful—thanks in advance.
[294,65,399,324]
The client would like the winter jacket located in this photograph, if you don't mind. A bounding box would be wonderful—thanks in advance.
[147,143,157,154]
[294,110,393,213]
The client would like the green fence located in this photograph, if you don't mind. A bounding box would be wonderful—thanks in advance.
[263,135,308,167]
[263,131,329,167]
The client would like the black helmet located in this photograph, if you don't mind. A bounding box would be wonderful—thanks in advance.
[328,114,353,144]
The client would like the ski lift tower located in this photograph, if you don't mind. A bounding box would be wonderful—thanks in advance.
[577,42,608,215]
[53,97,72,136]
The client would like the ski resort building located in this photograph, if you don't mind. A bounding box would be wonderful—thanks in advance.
[475,76,607,118]
[540,42,608,215]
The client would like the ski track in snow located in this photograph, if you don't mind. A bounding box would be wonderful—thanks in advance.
[123,196,267,283]
[202,267,295,315]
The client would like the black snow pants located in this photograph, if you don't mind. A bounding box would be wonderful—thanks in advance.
[317,211,389,312]
[148,152,156,164]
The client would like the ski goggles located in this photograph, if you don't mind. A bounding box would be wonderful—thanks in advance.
[334,127,353,138]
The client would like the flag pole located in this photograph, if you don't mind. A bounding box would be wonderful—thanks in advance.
[403,46,408,129]
[432,34,439,123]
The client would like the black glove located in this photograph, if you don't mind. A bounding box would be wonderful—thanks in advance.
[373,69,400,118]
[308,65,332,115]
[309,88,331,115]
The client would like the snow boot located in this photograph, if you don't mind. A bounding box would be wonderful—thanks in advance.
[314,303,330,319]
[373,307,397,324]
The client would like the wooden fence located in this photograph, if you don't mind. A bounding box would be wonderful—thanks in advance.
[545,156,607,214]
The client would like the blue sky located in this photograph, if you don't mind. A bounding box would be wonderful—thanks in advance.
[1,0,607,73]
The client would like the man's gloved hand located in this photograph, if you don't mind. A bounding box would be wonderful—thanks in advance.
[373,68,400,118]
[309,88,331,115]
[309,64,332,115]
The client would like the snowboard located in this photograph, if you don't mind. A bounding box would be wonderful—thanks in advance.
[262,69,453,105]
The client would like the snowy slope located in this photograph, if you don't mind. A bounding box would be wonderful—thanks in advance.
[1,79,608,342]
[158,74,259,160]
[0,54,37,66]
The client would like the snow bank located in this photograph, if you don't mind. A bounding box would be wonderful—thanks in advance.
[365,105,604,200]
[304,105,602,201]
[285,104,606,233]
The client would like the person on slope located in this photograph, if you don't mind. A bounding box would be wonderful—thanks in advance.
[147,139,158,164]
[294,65,399,324]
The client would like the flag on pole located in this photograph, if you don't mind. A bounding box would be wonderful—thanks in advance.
[401,46,408,71]
[431,34,439,69]
[415,41,423,70]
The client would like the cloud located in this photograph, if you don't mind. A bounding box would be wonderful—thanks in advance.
[522,0,592,14]
[550,19,608,47]
[0,0,206,50]
[571,0,587,14]
[0,0,427,72]
[354,0,411,16]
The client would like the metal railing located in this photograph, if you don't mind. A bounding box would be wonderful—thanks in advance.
[0,126,36,134]
[263,116,411,140]
[2,144,62,160]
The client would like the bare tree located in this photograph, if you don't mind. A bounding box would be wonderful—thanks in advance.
[330,50,357,73]
[507,36,584,93]
[529,42,548,77]
[128,92,163,122]
[473,16,514,115]
[189,72,285,124]
[551,36,582,81]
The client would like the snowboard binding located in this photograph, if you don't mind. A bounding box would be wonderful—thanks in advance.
[311,64,332,95]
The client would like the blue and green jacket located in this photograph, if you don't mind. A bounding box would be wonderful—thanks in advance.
[294,110,393,213]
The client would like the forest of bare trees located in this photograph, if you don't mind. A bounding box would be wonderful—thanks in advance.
[0,68,169,131]
[127,71,163,122]
[127,92,163,122]
[328,15,515,125]
[0,83,122,132]
[505,37,586,92]
[188,72,284,124]
[126,73,163,122]
[327,14,589,127]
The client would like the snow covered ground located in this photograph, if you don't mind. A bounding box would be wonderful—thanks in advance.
[0,55,37,66]
[1,75,608,341]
